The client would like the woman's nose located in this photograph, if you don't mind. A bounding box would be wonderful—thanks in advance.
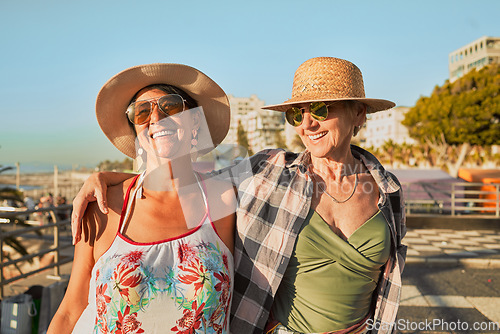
[149,103,167,123]
[300,111,316,128]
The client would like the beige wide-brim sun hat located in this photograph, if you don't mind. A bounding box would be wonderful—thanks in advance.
[96,63,230,158]
[263,57,395,113]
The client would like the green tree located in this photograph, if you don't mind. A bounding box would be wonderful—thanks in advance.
[97,158,133,172]
[403,64,500,176]
[379,139,398,166]
[237,120,253,156]
[290,134,305,152]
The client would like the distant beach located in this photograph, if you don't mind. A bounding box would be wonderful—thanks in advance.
[0,171,90,201]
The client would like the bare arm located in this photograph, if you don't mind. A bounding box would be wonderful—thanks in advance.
[72,171,134,244]
[48,209,99,333]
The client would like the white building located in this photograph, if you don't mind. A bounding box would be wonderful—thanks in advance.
[449,36,500,83]
[284,123,306,152]
[361,106,415,148]
[221,94,285,154]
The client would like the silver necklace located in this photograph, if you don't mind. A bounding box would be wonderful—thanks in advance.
[314,173,358,204]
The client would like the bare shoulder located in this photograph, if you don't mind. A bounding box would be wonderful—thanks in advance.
[201,174,236,203]
[81,201,107,246]
[199,173,237,220]
[106,178,134,214]
[81,179,131,254]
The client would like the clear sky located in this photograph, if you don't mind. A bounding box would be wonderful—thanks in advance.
[0,0,498,172]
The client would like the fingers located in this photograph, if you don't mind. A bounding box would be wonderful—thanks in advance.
[71,195,86,245]
[70,172,112,244]
[94,173,109,215]
[72,216,82,245]
[95,188,109,215]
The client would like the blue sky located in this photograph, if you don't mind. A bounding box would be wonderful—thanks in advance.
[0,0,498,172]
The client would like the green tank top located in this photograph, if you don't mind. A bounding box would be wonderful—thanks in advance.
[272,209,391,333]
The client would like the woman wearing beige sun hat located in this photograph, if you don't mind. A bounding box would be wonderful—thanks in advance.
[256,57,407,334]
[71,57,406,333]
[49,63,237,333]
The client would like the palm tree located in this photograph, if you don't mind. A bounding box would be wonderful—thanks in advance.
[380,139,398,167]
[0,165,13,174]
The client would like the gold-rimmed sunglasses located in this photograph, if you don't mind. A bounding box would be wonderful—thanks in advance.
[126,94,186,125]
[285,101,332,127]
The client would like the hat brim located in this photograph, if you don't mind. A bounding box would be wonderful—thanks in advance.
[262,97,395,113]
[96,63,230,158]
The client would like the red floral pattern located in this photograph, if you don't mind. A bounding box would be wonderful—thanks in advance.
[96,284,111,316]
[111,262,143,305]
[171,300,205,333]
[116,305,144,334]
[178,259,208,295]
[90,231,232,333]
[177,242,197,264]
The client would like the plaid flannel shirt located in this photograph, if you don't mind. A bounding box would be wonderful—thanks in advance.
[213,145,407,334]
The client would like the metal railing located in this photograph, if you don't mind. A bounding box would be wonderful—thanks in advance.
[0,205,73,299]
[402,181,500,217]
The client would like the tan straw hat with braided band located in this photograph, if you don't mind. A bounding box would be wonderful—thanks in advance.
[96,63,230,158]
[263,57,395,113]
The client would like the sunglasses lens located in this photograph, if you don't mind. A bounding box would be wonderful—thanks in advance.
[285,107,303,126]
[158,94,184,115]
[127,101,151,124]
[310,102,328,121]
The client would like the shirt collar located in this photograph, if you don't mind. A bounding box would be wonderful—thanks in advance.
[285,150,311,174]
[351,145,401,193]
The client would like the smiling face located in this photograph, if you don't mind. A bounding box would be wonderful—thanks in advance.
[294,101,366,160]
[132,87,199,161]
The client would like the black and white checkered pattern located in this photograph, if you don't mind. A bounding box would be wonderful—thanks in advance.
[405,229,500,259]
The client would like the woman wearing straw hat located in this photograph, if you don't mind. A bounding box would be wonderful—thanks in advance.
[48,64,236,333]
[71,57,406,334]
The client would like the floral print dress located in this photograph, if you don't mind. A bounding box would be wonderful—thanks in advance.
[73,173,234,334]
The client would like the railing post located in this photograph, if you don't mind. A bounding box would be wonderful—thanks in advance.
[53,210,61,278]
[496,184,500,218]
[406,183,411,216]
[0,226,4,299]
[451,183,456,216]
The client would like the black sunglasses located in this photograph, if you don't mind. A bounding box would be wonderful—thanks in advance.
[126,94,186,125]
[285,102,331,127]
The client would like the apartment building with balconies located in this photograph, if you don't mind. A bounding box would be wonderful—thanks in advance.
[361,106,415,148]
[449,36,500,82]
[222,94,285,153]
